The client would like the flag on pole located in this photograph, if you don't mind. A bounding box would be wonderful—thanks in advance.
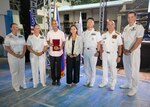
[30,11,36,27]
[30,11,36,34]
[54,2,61,29]
[54,0,65,77]
[78,12,83,36]
[78,12,84,64]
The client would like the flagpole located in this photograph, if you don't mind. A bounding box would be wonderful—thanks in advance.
[54,0,57,20]
[48,0,52,30]
[43,0,47,36]
[78,11,83,36]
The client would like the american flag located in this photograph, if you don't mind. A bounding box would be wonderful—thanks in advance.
[30,11,36,33]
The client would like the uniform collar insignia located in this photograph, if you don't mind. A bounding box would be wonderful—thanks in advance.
[131,27,136,31]
[103,36,107,39]
[136,22,140,25]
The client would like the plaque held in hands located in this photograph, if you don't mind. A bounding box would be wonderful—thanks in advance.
[52,39,60,51]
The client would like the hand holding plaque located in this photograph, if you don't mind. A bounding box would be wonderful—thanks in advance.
[52,39,60,51]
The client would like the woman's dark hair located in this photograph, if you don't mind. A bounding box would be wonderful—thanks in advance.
[68,25,78,40]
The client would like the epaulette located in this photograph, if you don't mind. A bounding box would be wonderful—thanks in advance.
[9,35,13,38]
[18,35,23,36]
[40,35,44,37]
[18,35,23,38]
[102,31,107,35]
[115,31,120,35]
[40,36,44,39]
[136,22,141,25]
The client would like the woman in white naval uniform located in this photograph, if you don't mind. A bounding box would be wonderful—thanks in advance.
[120,11,145,96]
[4,23,27,92]
[98,20,122,91]
[27,24,48,88]
[82,18,101,88]
[65,25,82,87]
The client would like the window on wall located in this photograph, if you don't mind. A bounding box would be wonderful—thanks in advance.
[64,14,69,21]
[82,13,86,20]
[64,14,70,34]
[82,13,87,31]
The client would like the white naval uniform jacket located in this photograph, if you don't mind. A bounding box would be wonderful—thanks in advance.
[82,29,101,49]
[4,33,26,54]
[27,34,48,58]
[82,28,101,56]
[122,22,145,50]
[101,30,123,53]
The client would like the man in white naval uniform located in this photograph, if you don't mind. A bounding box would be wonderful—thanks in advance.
[27,24,48,88]
[4,23,27,92]
[120,11,145,96]
[98,20,122,91]
[82,18,101,88]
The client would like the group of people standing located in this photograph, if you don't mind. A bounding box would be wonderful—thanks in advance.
[4,11,144,97]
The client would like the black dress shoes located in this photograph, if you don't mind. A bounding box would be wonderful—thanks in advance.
[52,81,56,85]
[57,81,61,86]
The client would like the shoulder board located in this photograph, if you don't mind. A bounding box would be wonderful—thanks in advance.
[18,35,23,38]
[136,22,141,25]
[40,35,44,37]
[115,31,120,35]
[95,30,100,32]
[102,31,107,35]
[40,36,44,38]
[8,35,13,38]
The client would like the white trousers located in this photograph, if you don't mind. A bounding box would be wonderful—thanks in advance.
[102,52,117,87]
[84,49,97,86]
[30,54,46,86]
[123,49,140,91]
[8,53,26,90]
